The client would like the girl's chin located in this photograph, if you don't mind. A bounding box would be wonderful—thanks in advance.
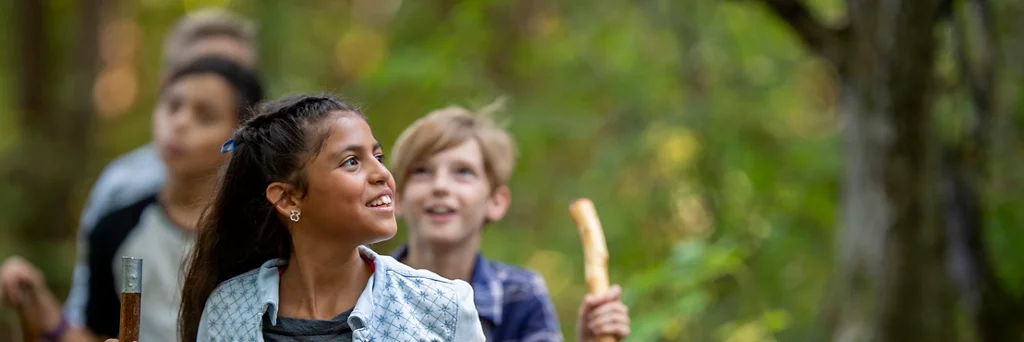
[365,224,398,244]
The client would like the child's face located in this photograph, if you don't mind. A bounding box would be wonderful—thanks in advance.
[299,114,398,245]
[399,139,506,247]
[152,73,237,178]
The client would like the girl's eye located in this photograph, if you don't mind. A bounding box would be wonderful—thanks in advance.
[342,157,358,167]
[375,153,385,163]
[412,167,429,175]
[457,167,474,176]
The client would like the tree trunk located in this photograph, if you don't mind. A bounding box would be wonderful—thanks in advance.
[11,0,100,242]
[12,0,59,241]
[758,0,1022,339]
[833,0,951,341]
[759,0,952,340]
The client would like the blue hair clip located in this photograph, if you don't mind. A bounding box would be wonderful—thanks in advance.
[221,139,235,153]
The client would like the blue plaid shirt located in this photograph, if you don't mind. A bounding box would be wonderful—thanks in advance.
[393,245,564,342]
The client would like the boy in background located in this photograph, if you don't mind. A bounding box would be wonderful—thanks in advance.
[67,8,257,327]
[1,9,259,342]
[389,104,631,341]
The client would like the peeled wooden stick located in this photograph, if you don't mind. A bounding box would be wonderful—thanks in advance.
[569,198,614,342]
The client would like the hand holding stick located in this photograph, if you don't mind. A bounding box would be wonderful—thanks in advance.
[569,198,614,342]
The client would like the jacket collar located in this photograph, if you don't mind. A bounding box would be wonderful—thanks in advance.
[258,245,383,328]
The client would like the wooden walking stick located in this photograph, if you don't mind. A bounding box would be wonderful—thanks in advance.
[118,257,142,342]
[569,198,615,342]
[17,309,40,342]
[16,283,40,342]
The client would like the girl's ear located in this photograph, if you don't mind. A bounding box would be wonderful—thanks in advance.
[266,182,301,217]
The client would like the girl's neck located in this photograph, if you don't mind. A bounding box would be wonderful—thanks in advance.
[404,235,480,282]
[159,173,216,231]
[278,240,371,320]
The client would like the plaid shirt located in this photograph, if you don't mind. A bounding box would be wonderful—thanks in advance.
[393,245,564,342]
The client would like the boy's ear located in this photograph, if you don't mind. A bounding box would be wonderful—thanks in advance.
[485,185,511,222]
[266,182,302,218]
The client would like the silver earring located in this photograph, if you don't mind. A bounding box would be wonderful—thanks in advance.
[289,210,300,222]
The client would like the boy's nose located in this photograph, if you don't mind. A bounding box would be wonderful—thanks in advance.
[170,110,193,132]
[430,174,452,196]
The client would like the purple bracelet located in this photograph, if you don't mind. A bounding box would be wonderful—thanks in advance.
[42,314,68,342]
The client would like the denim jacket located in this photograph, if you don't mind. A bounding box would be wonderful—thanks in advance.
[196,246,485,341]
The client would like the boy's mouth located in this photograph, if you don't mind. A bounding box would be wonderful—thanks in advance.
[425,206,457,222]
[426,206,454,214]
[159,141,186,157]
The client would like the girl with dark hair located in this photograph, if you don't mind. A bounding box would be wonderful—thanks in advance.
[0,56,264,342]
[179,94,485,341]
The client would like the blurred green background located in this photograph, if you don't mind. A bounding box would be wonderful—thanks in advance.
[2,0,1024,341]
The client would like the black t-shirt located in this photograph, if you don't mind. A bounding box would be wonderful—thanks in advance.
[263,308,355,341]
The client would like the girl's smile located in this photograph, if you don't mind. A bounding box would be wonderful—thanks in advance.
[366,188,395,215]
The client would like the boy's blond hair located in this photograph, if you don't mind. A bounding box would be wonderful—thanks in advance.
[390,99,517,193]
[162,8,256,71]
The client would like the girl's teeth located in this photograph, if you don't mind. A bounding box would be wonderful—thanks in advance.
[369,196,391,207]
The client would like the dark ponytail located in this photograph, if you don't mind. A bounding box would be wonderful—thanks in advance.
[179,94,364,342]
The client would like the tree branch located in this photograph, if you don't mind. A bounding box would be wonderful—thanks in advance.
[756,0,848,67]
[945,0,1024,339]
[954,0,996,146]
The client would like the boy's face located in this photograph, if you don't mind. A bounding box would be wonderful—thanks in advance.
[398,139,510,248]
[152,73,237,178]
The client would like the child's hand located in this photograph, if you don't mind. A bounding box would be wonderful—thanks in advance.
[1,256,64,335]
[576,284,631,342]
[0,256,46,307]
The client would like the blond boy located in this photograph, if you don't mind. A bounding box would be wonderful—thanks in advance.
[389,104,631,341]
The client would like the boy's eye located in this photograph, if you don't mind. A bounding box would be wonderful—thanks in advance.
[375,153,385,163]
[342,157,358,167]
[412,167,429,174]
[166,97,183,113]
[457,167,474,176]
[195,110,215,125]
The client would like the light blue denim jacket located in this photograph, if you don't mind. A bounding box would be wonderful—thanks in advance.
[196,246,485,342]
